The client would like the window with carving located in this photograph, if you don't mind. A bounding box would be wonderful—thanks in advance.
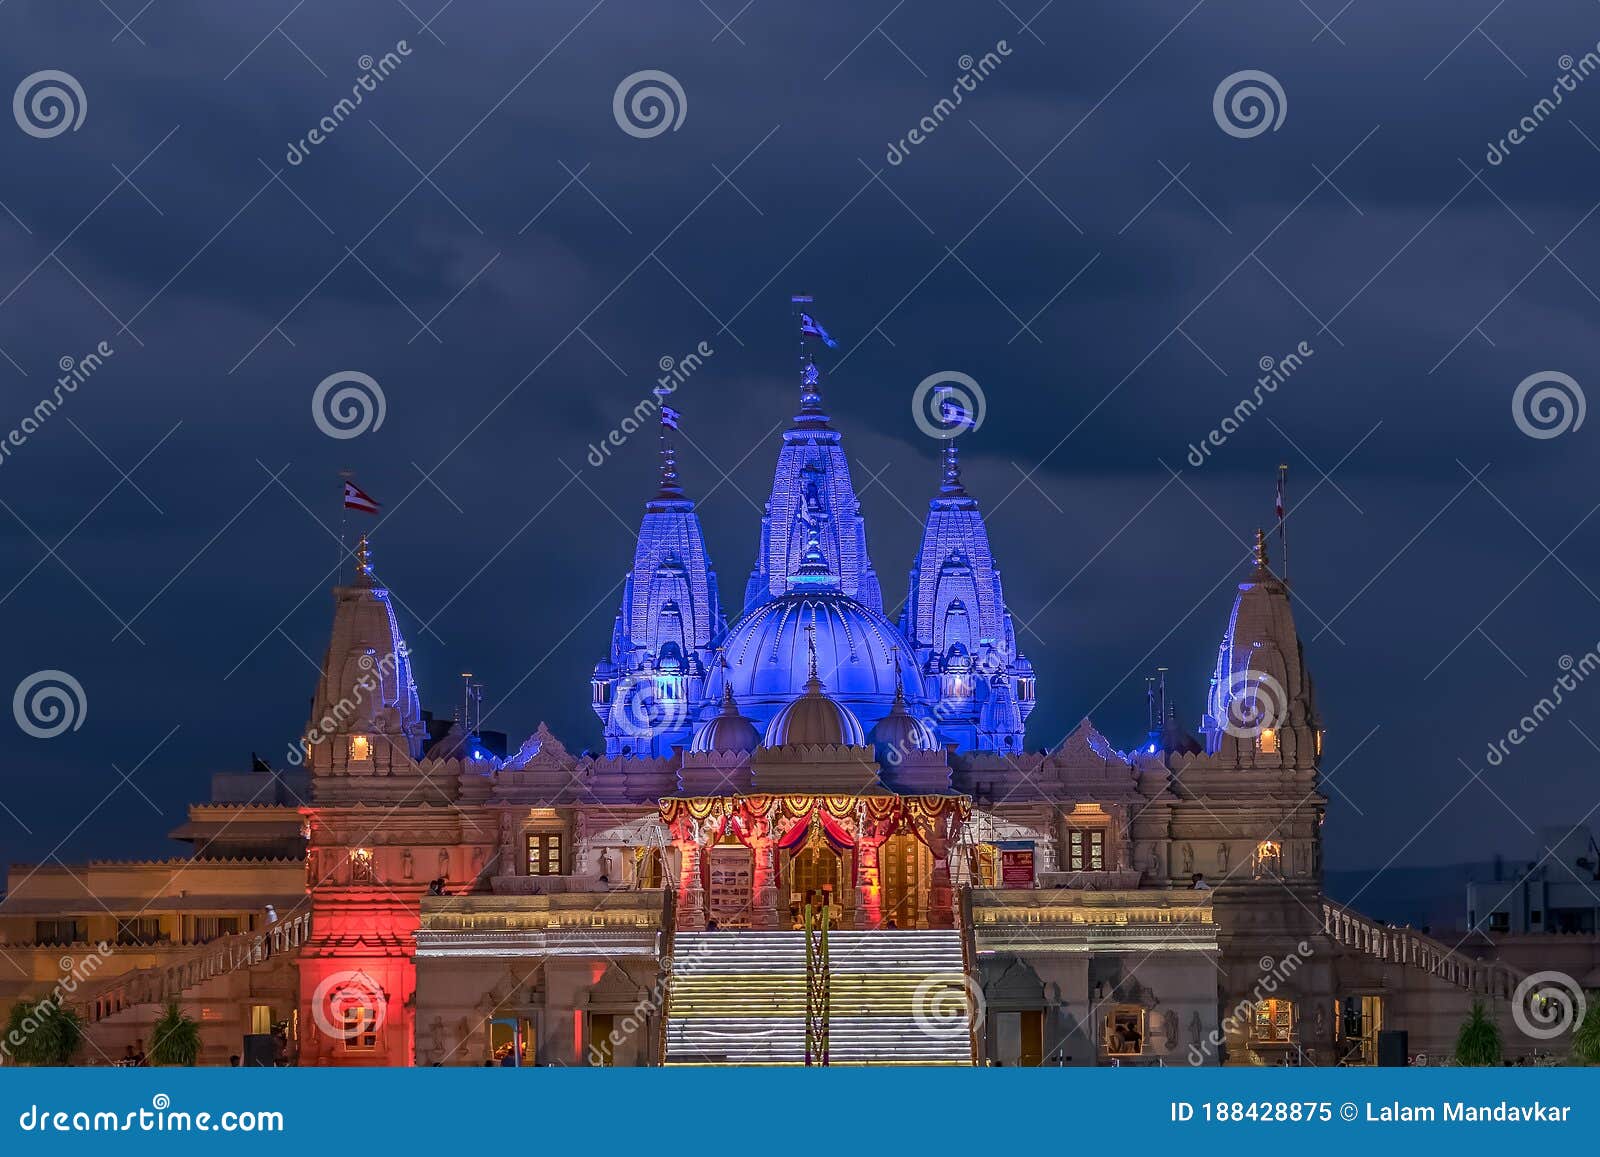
[1252,998,1295,1043]
[1069,829,1105,871]
[527,832,564,875]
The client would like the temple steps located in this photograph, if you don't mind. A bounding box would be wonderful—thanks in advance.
[664,930,973,1065]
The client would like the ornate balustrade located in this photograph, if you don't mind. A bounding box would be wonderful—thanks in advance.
[1320,900,1519,998]
[971,887,1218,954]
[414,891,666,958]
[85,912,311,1023]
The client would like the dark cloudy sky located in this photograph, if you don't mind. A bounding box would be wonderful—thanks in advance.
[2,0,1598,875]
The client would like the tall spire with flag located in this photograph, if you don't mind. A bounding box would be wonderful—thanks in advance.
[744,296,884,613]
[594,395,725,757]
[902,429,1035,752]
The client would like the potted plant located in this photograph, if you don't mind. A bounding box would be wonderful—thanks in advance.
[1454,1000,1501,1067]
[3,998,82,1066]
[147,1001,201,1066]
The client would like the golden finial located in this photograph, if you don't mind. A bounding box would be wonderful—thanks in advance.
[1253,527,1270,576]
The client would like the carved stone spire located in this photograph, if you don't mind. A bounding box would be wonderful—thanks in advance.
[595,401,724,757]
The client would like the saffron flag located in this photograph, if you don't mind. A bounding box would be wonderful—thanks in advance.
[660,405,681,430]
[344,480,379,514]
[1275,469,1285,524]
[799,312,837,348]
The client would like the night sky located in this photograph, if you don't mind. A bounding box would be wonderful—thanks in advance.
[2,1,1598,874]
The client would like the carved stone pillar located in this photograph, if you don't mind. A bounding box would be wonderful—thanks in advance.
[927,821,955,930]
[854,832,885,929]
[676,837,706,931]
[751,838,779,930]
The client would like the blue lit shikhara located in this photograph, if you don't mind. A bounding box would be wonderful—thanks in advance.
[592,303,1037,758]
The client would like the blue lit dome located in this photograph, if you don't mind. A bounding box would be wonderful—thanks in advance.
[689,687,761,754]
[720,587,927,737]
[762,670,867,748]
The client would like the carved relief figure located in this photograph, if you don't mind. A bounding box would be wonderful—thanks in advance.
[1181,843,1194,874]
[401,849,414,880]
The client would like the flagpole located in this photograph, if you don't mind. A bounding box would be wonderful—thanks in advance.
[1278,463,1289,586]
[338,468,353,581]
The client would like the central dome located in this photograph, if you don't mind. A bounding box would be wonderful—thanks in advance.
[715,588,928,737]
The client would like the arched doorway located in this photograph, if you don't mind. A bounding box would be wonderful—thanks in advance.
[789,844,840,905]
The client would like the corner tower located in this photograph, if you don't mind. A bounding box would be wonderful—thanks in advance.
[901,441,1036,752]
[1201,529,1319,765]
[303,535,426,780]
[593,404,725,757]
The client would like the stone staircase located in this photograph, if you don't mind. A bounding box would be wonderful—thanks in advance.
[1322,900,1522,998]
[663,930,975,1065]
[82,912,312,1026]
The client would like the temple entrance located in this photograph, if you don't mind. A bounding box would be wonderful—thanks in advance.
[787,845,842,927]
[880,833,920,928]
[706,839,754,929]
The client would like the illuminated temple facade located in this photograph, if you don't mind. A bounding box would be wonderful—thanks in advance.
[1,304,1576,1067]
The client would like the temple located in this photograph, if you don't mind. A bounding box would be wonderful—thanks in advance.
[2,299,1591,1067]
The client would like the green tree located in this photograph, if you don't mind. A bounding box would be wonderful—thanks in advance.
[147,1001,201,1067]
[1454,1000,1502,1067]
[1570,991,1600,1065]
[3,998,83,1066]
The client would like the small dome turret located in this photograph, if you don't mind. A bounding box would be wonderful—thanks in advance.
[762,629,867,748]
[690,685,761,754]
[871,668,938,759]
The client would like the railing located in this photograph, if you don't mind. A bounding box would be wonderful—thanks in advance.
[1321,900,1521,998]
[957,884,982,1065]
[657,886,676,1068]
[84,912,311,1023]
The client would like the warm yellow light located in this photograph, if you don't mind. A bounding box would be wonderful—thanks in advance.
[349,735,371,761]
[1258,727,1278,754]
